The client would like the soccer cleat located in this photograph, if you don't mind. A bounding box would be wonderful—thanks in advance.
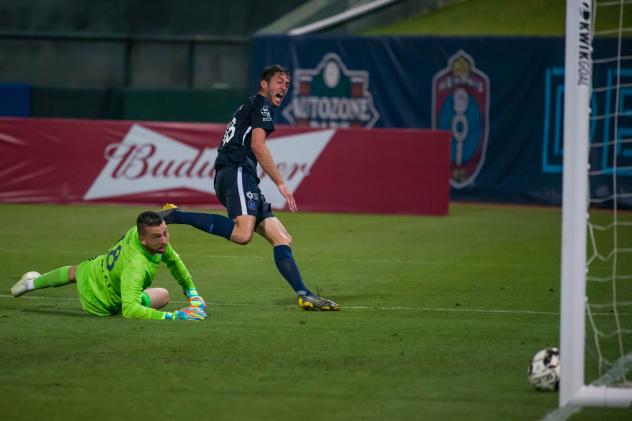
[11,271,40,297]
[297,294,341,311]
[158,203,179,224]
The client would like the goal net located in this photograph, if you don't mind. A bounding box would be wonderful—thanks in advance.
[561,0,632,407]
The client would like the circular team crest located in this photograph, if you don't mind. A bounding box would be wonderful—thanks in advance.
[432,50,490,189]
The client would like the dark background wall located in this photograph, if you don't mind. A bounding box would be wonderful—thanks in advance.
[0,0,307,36]
[0,0,308,122]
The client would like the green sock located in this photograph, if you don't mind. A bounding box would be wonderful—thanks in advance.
[34,266,71,289]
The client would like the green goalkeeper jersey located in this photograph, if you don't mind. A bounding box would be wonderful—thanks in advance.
[75,226,196,320]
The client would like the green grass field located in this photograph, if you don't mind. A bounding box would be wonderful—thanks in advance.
[362,0,632,36]
[0,203,630,420]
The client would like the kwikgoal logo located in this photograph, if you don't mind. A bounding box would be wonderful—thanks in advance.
[282,53,380,128]
[577,1,592,86]
[84,125,334,208]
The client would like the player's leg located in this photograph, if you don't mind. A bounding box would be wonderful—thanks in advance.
[256,217,309,295]
[159,205,258,245]
[230,214,256,244]
[11,265,76,297]
[159,205,234,241]
[158,166,257,243]
[256,217,340,311]
[142,288,169,309]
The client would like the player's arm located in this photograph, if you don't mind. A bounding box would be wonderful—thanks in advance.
[120,265,205,321]
[162,244,206,309]
[251,127,297,212]
[120,267,169,320]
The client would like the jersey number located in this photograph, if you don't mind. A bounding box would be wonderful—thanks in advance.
[222,117,236,145]
[106,245,122,270]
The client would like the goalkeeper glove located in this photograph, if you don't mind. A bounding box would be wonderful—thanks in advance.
[164,306,207,321]
[184,288,206,310]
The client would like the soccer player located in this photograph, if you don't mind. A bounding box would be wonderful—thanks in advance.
[10,211,207,321]
[159,64,340,311]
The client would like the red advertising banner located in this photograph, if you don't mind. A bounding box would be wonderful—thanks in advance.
[0,118,450,215]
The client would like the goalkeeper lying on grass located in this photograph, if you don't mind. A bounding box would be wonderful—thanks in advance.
[10,211,207,321]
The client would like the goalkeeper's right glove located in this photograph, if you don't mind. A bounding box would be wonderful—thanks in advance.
[184,288,206,310]
[164,306,207,321]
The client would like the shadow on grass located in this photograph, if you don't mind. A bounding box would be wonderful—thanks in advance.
[272,297,295,306]
[271,292,380,307]
[21,308,88,318]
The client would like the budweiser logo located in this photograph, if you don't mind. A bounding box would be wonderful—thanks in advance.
[84,124,334,208]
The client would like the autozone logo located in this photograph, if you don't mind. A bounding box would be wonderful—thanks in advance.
[282,53,380,128]
[84,125,334,208]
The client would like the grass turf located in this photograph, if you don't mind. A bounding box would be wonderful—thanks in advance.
[361,0,632,36]
[0,203,630,420]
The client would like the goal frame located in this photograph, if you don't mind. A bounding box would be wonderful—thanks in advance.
[561,0,632,408]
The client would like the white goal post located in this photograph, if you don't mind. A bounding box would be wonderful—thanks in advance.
[561,0,632,408]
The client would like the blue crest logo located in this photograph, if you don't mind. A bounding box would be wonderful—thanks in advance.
[432,50,490,188]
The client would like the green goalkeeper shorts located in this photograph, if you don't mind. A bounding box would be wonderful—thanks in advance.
[140,292,151,307]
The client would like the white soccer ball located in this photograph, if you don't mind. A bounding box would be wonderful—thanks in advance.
[528,347,560,391]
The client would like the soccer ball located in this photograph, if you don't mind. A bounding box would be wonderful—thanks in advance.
[528,347,560,391]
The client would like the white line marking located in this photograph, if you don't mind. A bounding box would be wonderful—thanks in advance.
[0,247,560,268]
[1,295,80,301]
[3,294,628,316]
[540,406,581,421]
[0,294,558,315]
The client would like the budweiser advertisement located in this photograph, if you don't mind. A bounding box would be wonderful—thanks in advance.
[0,118,450,215]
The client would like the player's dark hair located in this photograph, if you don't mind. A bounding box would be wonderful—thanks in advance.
[260,64,290,83]
[136,211,163,235]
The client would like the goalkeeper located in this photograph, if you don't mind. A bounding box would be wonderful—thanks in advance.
[10,211,207,321]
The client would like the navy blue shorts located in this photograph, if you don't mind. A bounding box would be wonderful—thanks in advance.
[214,166,274,226]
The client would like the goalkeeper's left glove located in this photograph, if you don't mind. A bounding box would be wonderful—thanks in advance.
[184,288,206,310]
[164,306,207,321]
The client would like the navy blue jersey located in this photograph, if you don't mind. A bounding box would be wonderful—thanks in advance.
[214,94,275,177]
